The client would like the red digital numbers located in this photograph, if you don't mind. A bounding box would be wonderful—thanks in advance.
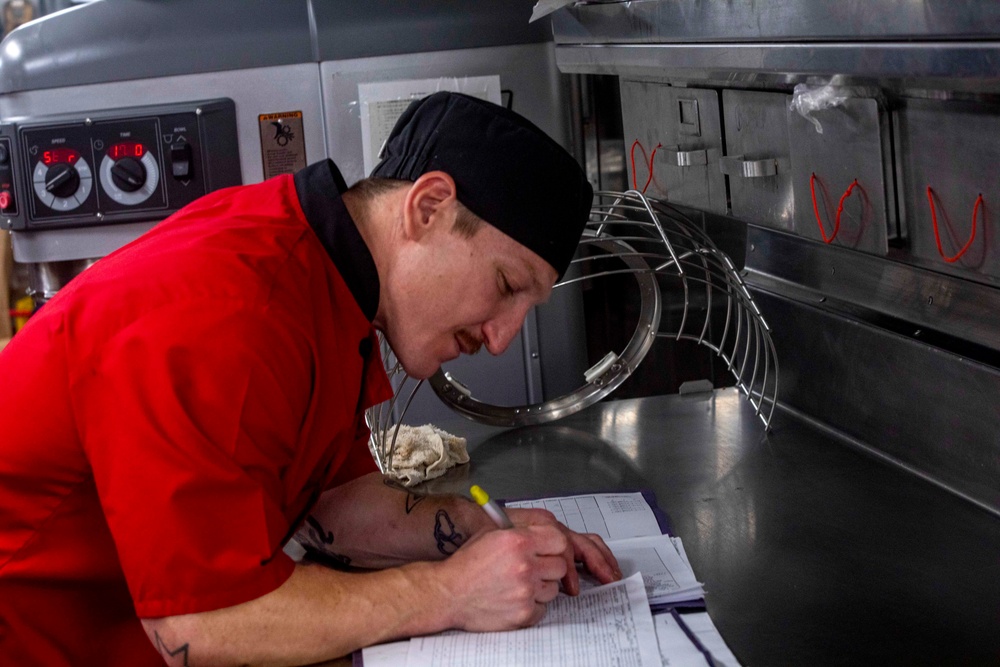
[41,148,79,165]
[108,142,145,159]
[40,142,147,165]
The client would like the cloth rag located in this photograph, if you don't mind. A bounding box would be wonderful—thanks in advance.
[385,424,469,486]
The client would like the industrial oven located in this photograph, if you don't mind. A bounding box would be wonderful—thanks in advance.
[3,1,1000,664]
[545,4,1000,664]
[549,1,1000,510]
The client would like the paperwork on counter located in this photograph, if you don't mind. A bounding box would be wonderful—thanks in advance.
[508,492,706,608]
[506,491,666,541]
[674,612,743,667]
[361,609,741,667]
[580,535,705,607]
[653,611,742,667]
[357,492,740,667]
[406,573,660,667]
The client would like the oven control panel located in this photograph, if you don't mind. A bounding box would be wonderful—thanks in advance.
[0,99,240,231]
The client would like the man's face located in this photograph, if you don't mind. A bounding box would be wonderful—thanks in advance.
[381,216,558,380]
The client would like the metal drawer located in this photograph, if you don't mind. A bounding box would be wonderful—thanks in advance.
[722,90,794,230]
[620,80,726,213]
[787,97,893,256]
[894,98,1000,284]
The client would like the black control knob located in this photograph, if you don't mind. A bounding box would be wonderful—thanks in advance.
[45,163,81,198]
[110,157,147,193]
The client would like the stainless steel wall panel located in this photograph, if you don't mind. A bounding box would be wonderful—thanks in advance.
[554,43,1000,94]
[894,98,1000,285]
[311,0,549,61]
[748,288,1000,514]
[619,80,726,212]
[742,225,1000,356]
[787,98,891,256]
[553,1,1000,44]
[722,90,794,230]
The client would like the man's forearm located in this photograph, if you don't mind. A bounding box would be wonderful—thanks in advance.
[142,560,457,667]
[143,519,582,666]
[295,472,493,569]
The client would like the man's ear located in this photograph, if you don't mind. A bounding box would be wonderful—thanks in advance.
[402,171,458,241]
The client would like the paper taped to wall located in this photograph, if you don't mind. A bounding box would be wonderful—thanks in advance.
[358,76,501,176]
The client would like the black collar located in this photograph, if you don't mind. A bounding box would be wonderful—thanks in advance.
[294,160,380,322]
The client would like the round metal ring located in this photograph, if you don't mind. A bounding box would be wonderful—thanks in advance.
[428,231,662,427]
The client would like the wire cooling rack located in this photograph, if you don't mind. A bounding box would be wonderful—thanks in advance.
[368,190,779,473]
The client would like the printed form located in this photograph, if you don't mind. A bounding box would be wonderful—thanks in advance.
[579,536,704,606]
[652,613,715,666]
[404,573,661,667]
[360,612,742,667]
[506,492,662,541]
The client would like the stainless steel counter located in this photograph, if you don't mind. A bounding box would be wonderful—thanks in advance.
[422,388,1000,666]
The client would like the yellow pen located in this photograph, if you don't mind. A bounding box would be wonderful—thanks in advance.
[470,484,514,529]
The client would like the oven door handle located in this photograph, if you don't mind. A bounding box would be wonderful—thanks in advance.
[661,145,709,167]
[719,154,785,178]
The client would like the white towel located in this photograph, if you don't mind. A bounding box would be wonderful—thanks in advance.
[385,424,470,486]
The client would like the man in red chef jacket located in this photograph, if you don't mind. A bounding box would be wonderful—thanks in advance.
[0,92,619,666]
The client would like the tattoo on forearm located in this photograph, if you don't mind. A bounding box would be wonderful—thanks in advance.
[300,515,352,567]
[405,492,426,514]
[382,476,427,514]
[434,510,464,555]
[154,631,191,667]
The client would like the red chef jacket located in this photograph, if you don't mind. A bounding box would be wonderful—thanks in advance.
[0,159,393,665]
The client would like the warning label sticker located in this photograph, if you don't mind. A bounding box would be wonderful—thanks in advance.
[258,111,307,180]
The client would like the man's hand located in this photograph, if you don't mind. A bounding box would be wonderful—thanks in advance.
[504,507,622,596]
[439,524,571,631]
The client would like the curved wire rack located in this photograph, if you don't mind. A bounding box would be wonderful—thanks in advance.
[368,190,779,473]
[367,335,427,475]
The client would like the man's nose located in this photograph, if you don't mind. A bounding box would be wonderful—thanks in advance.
[483,303,533,356]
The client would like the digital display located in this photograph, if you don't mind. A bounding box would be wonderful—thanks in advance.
[108,142,145,160]
[41,148,79,165]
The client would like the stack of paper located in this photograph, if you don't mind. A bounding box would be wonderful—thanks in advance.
[599,535,705,607]
[362,608,742,667]
[507,492,706,609]
[406,573,661,667]
[358,492,741,667]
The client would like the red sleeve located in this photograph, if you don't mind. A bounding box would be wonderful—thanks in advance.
[70,301,314,618]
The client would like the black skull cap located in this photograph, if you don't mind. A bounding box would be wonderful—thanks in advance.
[371,91,593,280]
